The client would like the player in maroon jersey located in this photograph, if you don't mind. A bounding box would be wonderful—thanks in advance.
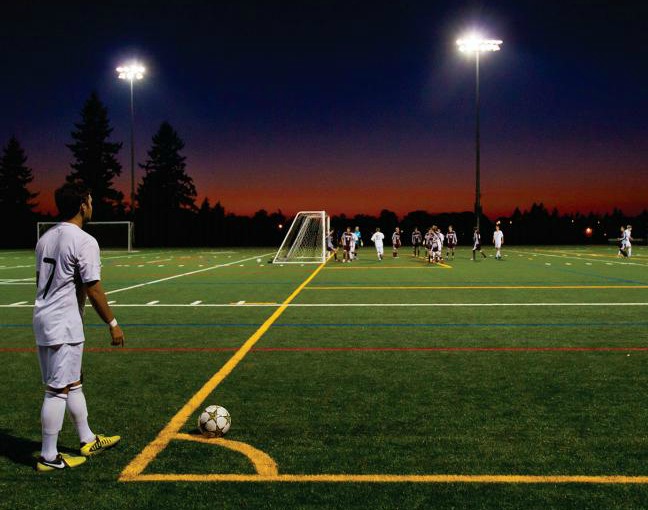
[392,227,402,258]
[446,225,457,260]
[341,227,355,263]
[411,227,423,257]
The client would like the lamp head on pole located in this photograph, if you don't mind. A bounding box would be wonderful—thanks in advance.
[456,34,502,53]
[116,62,146,81]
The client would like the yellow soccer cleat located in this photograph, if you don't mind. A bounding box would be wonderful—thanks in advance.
[80,434,121,457]
[36,453,87,472]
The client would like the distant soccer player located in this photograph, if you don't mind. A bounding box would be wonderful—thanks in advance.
[371,227,385,260]
[472,227,487,260]
[354,226,363,259]
[623,224,633,257]
[392,227,402,258]
[446,225,457,260]
[326,229,339,261]
[341,227,355,263]
[411,227,422,257]
[33,182,123,472]
[424,227,434,263]
[493,224,504,260]
[436,227,445,262]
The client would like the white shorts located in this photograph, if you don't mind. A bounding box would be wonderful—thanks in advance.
[37,342,84,389]
[495,243,502,249]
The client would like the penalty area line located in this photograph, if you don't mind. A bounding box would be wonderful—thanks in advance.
[105,252,274,296]
[119,256,330,482]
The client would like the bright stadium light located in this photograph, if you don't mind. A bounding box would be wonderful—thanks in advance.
[116,62,146,217]
[456,33,502,230]
[457,35,503,53]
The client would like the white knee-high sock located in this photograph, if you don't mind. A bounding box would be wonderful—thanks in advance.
[41,391,68,461]
[67,385,95,444]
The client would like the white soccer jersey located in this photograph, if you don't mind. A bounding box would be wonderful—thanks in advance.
[623,228,632,247]
[371,231,385,248]
[493,230,504,247]
[33,222,101,347]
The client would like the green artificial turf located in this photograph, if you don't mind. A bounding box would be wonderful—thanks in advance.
[0,246,647,509]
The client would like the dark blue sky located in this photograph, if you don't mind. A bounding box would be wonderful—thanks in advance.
[1,1,646,216]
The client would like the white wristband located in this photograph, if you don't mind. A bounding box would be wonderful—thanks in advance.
[109,318,118,328]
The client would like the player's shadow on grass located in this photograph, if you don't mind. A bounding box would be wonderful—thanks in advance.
[0,430,43,466]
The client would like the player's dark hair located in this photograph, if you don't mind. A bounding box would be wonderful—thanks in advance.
[55,181,91,220]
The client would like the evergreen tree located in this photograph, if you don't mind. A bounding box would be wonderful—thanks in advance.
[0,136,38,216]
[0,136,38,247]
[136,122,197,245]
[137,121,197,213]
[66,91,123,219]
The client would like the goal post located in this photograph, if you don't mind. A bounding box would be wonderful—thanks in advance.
[273,211,329,264]
[36,221,135,252]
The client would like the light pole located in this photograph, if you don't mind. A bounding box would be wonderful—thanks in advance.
[456,35,502,230]
[116,62,145,217]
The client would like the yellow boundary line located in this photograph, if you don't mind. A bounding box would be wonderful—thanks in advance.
[175,433,278,476]
[126,473,648,484]
[305,285,648,290]
[119,258,329,482]
[325,264,452,270]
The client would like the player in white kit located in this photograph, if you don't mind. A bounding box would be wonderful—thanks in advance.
[371,227,385,260]
[493,224,504,260]
[33,182,123,472]
[623,225,633,257]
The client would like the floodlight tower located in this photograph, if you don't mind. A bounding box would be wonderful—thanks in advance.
[116,62,145,217]
[456,35,502,230]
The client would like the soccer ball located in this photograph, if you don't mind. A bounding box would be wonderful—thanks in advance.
[256,258,261,263]
[197,405,231,438]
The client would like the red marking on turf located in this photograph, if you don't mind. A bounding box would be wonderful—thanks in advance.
[1,347,647,353]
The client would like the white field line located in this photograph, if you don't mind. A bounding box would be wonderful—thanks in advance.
[512,249,648,268]
[0,282,33,285]
[146,258,173,264]
[0,265,32,270]
[102,251,165,260]
[103,252,274,296]
[4,302,648,309]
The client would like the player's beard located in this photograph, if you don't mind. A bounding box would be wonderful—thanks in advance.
[81,205,92,226]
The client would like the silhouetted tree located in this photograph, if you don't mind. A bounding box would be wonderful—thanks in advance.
[66,92,124,219]
[136,122,197,245]
[0,136,38,247]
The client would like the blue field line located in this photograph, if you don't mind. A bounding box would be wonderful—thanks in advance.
[2,322,648,329]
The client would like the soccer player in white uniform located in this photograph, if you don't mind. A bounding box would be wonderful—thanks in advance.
[493,224,504,260]
[371,227,385,260]
[33,182,123,472]
[623,224,633,257]
[436,227,445,262]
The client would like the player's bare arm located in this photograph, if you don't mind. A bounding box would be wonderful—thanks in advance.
[85,280,124,346]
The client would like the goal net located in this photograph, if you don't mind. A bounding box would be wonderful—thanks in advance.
[273,211,329,264]
[37,221,135,252]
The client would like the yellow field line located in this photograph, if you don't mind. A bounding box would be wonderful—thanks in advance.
[127,473,648,484]
[175,433,278,476]
[325,265,451,270]
[119,258,329,482]
[305,285,648,290]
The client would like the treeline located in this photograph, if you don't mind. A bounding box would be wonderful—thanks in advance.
[1,92,646,248]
